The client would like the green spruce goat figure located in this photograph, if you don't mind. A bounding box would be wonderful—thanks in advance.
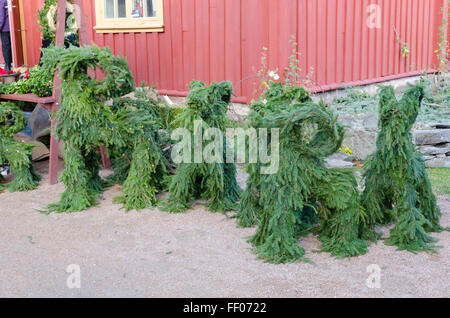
[163,80,241,213]
[44,45,167,212]
[0,102,40,191]
[362,84,445,252]
[237,83,373,263]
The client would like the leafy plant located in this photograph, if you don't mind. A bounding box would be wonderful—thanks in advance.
[0,102,40,191]
[435,2,449,73]
[362,84,447,253]
[43,45,168,213]
[0,53,57,97]
[162,81,241,213]
[394,26,410,58]
[237,83,374,263]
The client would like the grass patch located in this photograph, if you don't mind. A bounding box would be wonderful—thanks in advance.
[348,167,449,196]
[426,168,450,196]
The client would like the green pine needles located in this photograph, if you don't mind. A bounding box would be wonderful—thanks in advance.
[362,84,446,253]
[237,82,374,263]
[162,81,241,213]
[238,81,446,263]
[44,45,167,213]
[0,102,40,191]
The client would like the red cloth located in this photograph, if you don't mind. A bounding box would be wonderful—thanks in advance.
[0,67,13,75]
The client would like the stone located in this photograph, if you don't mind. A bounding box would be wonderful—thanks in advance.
[413,129,450,146]
[341,130,378,161]
[418,143,450,155]
[362,113,379,131]
[425,157,450,168]
[29,104,51,140]
[327,152,355,162]
[337,114,379,160]
[432,123,450,129]
[324,158,354,169]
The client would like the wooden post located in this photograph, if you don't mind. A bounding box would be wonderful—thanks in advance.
[73,0,89,46]
[48,0,67,185]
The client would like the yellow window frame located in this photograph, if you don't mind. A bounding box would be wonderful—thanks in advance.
[94,0,164,33]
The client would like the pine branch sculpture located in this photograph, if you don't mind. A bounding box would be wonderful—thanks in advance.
[237,83,374,263]
[0,102,40,191]
[362,84,445,253]
[163,81,241,213]
[44,45,167,212]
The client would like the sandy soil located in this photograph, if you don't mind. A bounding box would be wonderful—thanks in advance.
[0,160,449,298]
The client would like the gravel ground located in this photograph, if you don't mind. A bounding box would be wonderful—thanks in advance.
[0,161,449,298]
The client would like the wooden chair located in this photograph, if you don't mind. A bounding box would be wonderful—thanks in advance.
[0,0,109,185]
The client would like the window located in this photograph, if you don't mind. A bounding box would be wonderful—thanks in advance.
[95,0,164,33]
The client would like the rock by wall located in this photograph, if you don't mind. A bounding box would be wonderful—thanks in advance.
[414,124,450,168]
[340,114,450,168]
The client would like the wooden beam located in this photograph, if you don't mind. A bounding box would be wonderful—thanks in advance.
[0,94,55,105]
[48,0,67,185]
[73,0,89,46]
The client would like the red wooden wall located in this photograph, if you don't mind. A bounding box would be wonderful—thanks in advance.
[23,0,449,103]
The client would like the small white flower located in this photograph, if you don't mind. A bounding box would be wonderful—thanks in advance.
[268,71,280,81]
[262,99,268,104]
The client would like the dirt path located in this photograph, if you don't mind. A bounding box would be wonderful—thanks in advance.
[0,161,449,297]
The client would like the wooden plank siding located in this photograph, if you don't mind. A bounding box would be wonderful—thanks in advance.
[22,0,449,103]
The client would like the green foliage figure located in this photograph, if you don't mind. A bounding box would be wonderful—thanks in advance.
[163,81,241,213]
[237,83,373,263]
[362,84,445,253]
[0,102,40,191]
[45,45,167,212]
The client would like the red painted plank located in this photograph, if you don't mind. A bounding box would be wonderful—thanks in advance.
[136,32,148,85]
[147,33,160,86]
[241,0,269,101]
[367,1,376,80]
[125,33,137,79]
[159,0,174,89]
[417,0,425,70]
[307,0,317,83]
[278,0,297,80]
[225,0,243,96]
[352,0,363,81]
[170,0,184,90]
[268,0,280,74]
[345,0,356,81]
[298,0,308,79]
[336,0,346,84]
[327,0,337,84]
[195,0,210,83]
[375,0,383,78]
[424,0,433,68]
[181,0,196,88]
[316,0,327,86]
[399,0,407,74]
[210,0,225,82]
[387,0,396,75]
[410,0,422,71]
